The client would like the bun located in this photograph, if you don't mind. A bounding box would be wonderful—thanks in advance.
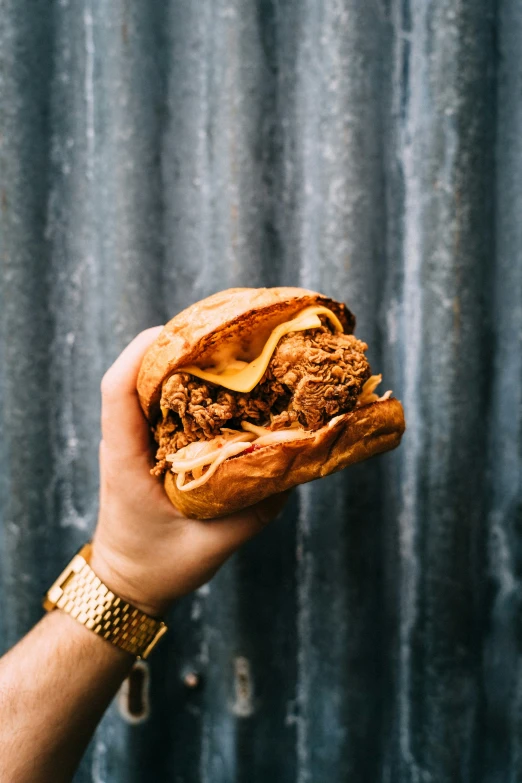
[137,288,405,519]
[164,398,405,519]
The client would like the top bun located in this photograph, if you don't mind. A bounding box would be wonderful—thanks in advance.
[137,287,355,421]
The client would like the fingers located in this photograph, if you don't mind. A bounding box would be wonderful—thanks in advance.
[101,326,164,458]
[196,491,291,559]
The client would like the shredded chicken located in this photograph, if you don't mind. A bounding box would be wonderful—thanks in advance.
[267,327,370,429]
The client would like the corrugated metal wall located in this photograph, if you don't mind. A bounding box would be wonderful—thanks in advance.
[1,0,520,781]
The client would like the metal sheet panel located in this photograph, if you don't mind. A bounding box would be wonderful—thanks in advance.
[1,0,519,781]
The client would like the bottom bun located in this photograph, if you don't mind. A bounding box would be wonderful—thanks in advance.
[163,398,405,519]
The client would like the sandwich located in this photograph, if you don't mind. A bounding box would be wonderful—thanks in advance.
[137,287,405,519]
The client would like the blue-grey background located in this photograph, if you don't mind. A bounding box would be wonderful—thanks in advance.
[0,0,520,781]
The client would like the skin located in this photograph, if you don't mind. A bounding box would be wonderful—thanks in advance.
[0,326,288,783]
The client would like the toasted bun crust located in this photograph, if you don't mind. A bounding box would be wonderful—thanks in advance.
[137,287,355,420]
[163,398,406,519]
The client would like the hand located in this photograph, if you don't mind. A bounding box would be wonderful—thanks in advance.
[91,327,288,617]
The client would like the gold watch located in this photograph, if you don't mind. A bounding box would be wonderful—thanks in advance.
[43,543,167,660]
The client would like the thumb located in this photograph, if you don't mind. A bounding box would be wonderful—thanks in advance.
[101,326,164,459]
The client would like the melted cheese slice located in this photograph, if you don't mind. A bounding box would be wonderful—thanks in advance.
[178,305,344,393]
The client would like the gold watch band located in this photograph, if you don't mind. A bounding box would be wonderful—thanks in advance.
[43,543,167,660]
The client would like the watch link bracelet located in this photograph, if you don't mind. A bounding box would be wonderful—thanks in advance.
[43,543,167,660]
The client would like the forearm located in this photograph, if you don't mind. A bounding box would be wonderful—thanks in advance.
[0,610,133,783]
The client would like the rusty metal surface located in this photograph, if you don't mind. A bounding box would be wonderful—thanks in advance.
[1,0,519,781]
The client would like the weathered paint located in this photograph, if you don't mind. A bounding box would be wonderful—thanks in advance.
[0,1,519,782]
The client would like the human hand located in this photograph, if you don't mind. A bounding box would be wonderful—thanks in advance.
[91,327,288,617]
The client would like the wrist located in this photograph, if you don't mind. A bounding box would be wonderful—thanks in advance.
[89,543,167,618]
[43,543,168,660]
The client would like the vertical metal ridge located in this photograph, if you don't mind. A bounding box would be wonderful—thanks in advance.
[198,565,239,783]
[162,0,280,314]
[294,1,388,327]
[389,1,497,781]
[290,2,390,781]
[44,6,107,778]
[295,483,313,783]
[391,1,426,777]
[73,3,170,781]
[483,0,522,780]
[161,0,214,312]
[92,0,168,343]
[233,508,299,783]
[0,0,55,647]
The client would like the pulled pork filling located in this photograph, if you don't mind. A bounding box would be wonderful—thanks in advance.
[151,323,371,477]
